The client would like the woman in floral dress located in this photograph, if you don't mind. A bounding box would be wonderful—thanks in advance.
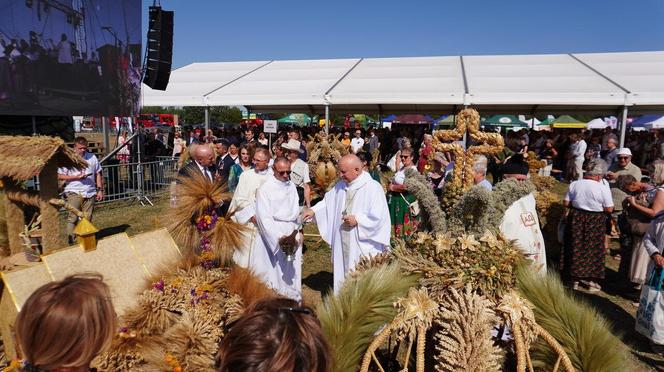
[387,147,421,239]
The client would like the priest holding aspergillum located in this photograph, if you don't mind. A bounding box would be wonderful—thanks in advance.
[302,155,391,293]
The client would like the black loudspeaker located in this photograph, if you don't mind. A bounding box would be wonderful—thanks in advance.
[143,6,173,90]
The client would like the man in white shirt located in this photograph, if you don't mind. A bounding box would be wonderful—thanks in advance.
[350,130,365,154]
[229,148,273,267]
[57,137,103,243]
[570,133,587,181]
[282,139,311,208]
[252,157,303,300]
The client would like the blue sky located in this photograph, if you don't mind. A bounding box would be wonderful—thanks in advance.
[143,0,663,69]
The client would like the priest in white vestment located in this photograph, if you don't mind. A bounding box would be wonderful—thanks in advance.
[229,148,273,267]
[303,155,391,293]
[252,157,303,300]
[499,156,547,274]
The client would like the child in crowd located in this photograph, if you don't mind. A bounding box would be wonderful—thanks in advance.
[216,297,331,372]
[15,274,117,372]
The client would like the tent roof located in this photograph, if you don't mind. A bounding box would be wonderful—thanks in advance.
[277,113,312,125]
[483,115,528,127]
[586,118,608,129]
[552,115,586,129]
[142,51,664,115]
[392,114,434,124]
[631,115,664,127]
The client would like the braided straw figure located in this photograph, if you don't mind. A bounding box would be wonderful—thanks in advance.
[306,133,347,197]
[496,292,575,372]
[359,287,439,372]
[434,285,503,372]
[403,167,447,234]
[432,109,504,210]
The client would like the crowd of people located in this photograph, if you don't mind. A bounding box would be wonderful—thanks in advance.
[1,32,140,113]
[174,122,557,299]
[48,121,664,367]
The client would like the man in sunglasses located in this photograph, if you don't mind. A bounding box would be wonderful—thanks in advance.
[251,157,302,300]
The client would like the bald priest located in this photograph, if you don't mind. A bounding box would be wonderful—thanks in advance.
[302,155,391,293]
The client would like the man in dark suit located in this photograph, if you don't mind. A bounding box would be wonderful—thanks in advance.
[177,144,229,215]
[214,139,234,185]
[178,143,218,182]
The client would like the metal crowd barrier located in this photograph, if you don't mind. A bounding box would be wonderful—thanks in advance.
[100,158,178,204]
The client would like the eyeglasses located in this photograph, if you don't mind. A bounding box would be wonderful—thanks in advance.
[400,155,410,159]
[617,156,630,160]
[277,171,292,176]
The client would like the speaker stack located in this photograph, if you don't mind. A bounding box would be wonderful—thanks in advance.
[143,6,174,91]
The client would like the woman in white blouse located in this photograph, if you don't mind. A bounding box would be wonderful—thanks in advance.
[172,132,186,158]
[562,159,614,291]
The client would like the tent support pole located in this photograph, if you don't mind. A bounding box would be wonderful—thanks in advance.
[205,107,210,141]
[377,104,383,129]
[102,117,109,155]
[619,106,628,148]
[325,105,330,134]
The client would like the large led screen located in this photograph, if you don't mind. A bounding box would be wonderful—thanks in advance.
[0,0,141,116]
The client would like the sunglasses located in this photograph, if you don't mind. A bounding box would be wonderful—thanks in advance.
[400,155,410,159]
[617,156,630,160]
[277,171,292,176]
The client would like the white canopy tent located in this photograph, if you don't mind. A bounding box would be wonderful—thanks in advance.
[586,118,608,129]
[142,51,664,146]
[644,116,664,130]
[518,115,541,128]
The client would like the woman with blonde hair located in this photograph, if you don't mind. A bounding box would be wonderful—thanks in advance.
[15,274,117,372]
[172,131,186,158]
